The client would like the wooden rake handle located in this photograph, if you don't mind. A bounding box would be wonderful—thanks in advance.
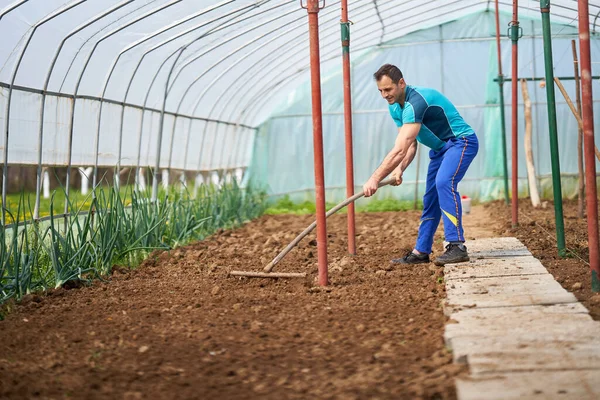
[263,178,395,272]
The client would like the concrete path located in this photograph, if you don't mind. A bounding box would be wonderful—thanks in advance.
[444,237,600,400]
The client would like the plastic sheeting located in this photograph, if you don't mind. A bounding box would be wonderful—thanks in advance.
[0,0,599,181]
[249,9,600,202]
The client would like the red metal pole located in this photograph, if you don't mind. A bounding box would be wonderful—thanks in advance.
[577,0,600,292]
[307,0,328,286]
[341,0,356,255]
[511,1,519,227]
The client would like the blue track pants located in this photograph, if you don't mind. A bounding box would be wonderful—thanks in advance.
[415,134,479,254]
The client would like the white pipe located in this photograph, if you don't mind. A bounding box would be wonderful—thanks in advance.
[43,169,50,199]
[136,168,147,192]
[79,166,93,195]
[161,169,169,190]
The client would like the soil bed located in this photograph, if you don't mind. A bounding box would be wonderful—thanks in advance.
[487,198,600,320]
[1,211,464,400]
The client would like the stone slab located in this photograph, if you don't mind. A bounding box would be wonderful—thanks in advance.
[446,311,596,345]
[456,370,600,400]
[465,237,528,252]
[445,274,577,310]
[463,342,600,374]
[444,256,549,281]
[464,237,532,259]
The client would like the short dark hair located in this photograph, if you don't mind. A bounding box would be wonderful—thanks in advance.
[373,64,403,83]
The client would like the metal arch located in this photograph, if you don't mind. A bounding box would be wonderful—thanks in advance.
[182,0,381,173]
[116,0,288,187]
[0,0,28,22]
[201,9,389,170]
[118,9,245,186]
[92,0,237,191]
[184,0,379,173]
[164,2,301,171]
[170,22,306,180]
[32,0,134,219]
[185,4,356,170]
[58,0,164,93]
[131,2,265,190]
[197,0,437,131]
[1,0,86,225]
[62,0,182,200]
[372,0,385,45]
[163,6,313,172]
[163,2,298,102]
[223,0,497,128]
[147,2,273,199]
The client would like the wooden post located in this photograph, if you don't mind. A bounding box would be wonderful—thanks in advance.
[521,79,540,207]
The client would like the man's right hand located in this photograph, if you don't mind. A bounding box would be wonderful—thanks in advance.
[363,177,379,197]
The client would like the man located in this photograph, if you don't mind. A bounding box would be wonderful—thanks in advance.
[363,64,478,266]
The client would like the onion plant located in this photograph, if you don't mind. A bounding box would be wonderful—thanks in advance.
[0,179,266,308]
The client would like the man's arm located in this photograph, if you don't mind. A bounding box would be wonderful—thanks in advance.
[363,123,420,196]
[391,140,418,185]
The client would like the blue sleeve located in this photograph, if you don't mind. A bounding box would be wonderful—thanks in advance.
[403,91,428,123]
[402,100,426,123]
[391,113,403,127]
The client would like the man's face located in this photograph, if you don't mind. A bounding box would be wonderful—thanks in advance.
[377,75,405,105]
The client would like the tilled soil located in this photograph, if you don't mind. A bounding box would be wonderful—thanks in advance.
[0,211,466,400]
[487,198,600,320]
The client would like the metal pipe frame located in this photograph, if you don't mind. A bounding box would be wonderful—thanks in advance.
[64,0,183,196]
[92,0,237,192]
[163,1,297,172]
[191,0,380,175]
[2,0,86,226]
[1,0,600,225]
[148,2,271,199]
[306,0,328,286]
[124,1,287,179]
[127,2,279,189]
[223,0,493,133]
[341,0,356,255]
[63,0,182,217]
[33,0,134,219]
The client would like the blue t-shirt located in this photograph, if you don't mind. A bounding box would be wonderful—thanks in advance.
[388,86,474,151]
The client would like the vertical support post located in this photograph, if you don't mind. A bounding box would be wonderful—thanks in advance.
[306,0,328,286]
[510,0,520,227]
[495,0,510,205]
[540,1,566,256]
[571,40,585,219]
[577,0,600,292]
[340,0,356,255]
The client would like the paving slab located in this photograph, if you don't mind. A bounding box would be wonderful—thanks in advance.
[451,337,600,374]
[456,370,600,400]
[445,274,577,310]
[464,237,532,259]
[443,237,600,399]
[445,256,549,281]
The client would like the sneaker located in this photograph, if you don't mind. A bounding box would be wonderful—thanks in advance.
[391,251,430,265]
[434,243,469,266]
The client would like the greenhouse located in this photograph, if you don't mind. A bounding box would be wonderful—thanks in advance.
[1,1,600,399]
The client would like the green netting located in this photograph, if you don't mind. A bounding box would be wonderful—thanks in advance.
[248,10,600,204]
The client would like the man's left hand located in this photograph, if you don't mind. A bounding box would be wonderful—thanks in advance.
[391,170,403,186]
[363,177,379,197]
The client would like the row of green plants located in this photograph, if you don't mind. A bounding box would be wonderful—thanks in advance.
[265,194,423,215]
[0,181,267,306]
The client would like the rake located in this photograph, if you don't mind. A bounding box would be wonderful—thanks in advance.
[229,178,394,278]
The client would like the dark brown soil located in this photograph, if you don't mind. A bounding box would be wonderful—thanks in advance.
[487,198,600,320]
[0,211,466,400]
